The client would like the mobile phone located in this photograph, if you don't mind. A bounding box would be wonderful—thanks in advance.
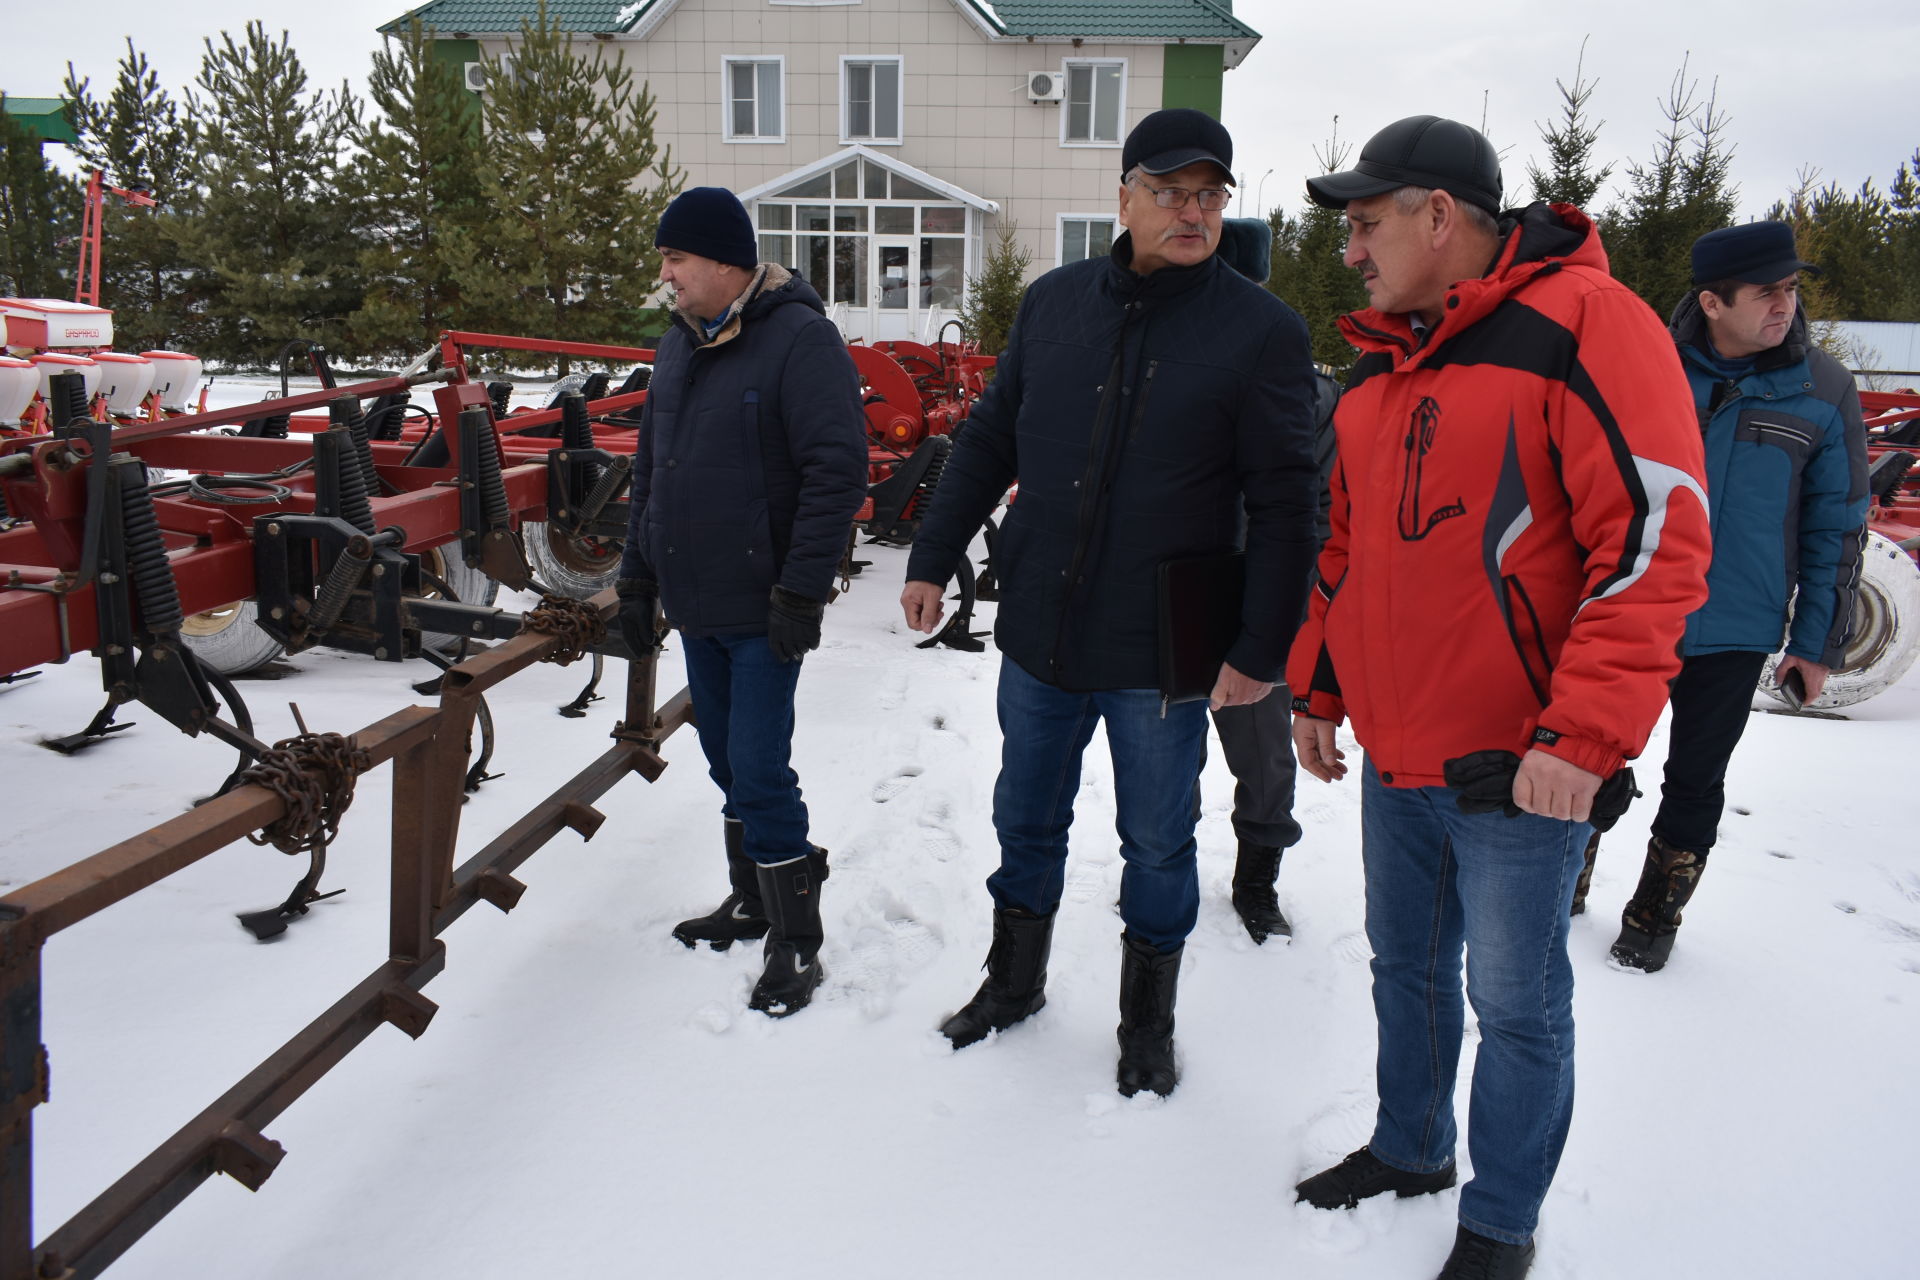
[1776,666,1807,711]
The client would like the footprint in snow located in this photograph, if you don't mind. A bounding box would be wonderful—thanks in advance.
[1330,931,1373,964]
[872,765,924,803]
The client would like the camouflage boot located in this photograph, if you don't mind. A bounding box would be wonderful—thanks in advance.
[1569,831,1601,917]
[1609,836,1706,973]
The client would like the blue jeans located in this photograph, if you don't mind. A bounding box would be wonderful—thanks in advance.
[1360,759,1590,1246]
[681,632,810,865]
[985,658,1209,951]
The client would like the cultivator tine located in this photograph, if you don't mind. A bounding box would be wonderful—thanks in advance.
[40,699,136,754]
[557,652,606,718]
[236,838,345,941]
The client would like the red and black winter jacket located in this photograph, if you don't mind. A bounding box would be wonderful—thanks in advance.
[1286,203,1713,786]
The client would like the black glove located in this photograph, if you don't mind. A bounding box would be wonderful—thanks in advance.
[767,585,824,662]
[1444,750,1641,831]
[615,575,659,656]
[1443,749,1525,818]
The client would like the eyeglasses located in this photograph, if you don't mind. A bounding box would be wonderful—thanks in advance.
[1129,179,1231,212]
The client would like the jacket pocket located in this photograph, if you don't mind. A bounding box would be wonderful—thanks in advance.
[1499,575,1552,708]
[1734,408,1818,464]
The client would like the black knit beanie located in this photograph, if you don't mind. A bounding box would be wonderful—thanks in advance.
[655,186,758,270]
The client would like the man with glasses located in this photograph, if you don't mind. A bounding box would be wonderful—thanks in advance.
[1285,115,1712,1278]
[900,108,1321,1097]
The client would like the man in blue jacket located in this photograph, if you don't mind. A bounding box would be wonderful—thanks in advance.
[618,187,869,1017]
[1587,221,1869,971]
[899,110,1321,1096]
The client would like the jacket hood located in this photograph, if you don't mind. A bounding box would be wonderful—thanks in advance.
[1339,201,1606,359]
[675,263,825,348]
[1668,286,1811,375]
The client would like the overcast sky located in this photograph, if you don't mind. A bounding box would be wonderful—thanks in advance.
[7,0,1917,222]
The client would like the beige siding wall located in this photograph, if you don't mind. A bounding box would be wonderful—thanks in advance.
[478,0,1173,277]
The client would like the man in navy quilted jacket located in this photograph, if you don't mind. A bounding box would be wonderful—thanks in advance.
[900,110,1322,1096]
[617,186,868,1018]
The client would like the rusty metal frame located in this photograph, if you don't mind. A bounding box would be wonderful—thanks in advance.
[0,592,692,1280]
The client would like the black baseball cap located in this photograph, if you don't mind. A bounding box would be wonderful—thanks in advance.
[1306,115,1503,216]
[1122,108,1234,184]
[1690,221,1819,285]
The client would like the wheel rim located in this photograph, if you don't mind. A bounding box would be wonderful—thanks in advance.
[539,522,620,576]
[1836,580,1895,675]
[180,602,247,637]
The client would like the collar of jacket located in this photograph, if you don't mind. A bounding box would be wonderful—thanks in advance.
[675,262,805,350]
[1337,201,1600,366]
[1103,231,1221,303]
[1668,287,1811,378]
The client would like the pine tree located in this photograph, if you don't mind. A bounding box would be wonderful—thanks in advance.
[61,41,195,351]
[1525,37,1613,210]
[958,222,1031,356]
[1887,149,1920,321]
[1265,121,1367,375]
[344,19,489,361]
[443,1,682,370]
[1600,57,1738,316]
[171,22,362,365]
[0,98,79,299]
[1769,172,1896,323]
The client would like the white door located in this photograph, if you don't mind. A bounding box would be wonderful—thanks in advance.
[872,239,916,341]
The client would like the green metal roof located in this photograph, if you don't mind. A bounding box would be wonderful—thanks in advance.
[382,0,1256,41]
[971,0,1256,41]
[0,97,78,145]
[379,0,661,36]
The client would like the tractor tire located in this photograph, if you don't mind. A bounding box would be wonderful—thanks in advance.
[180,599,284,675]
[1759,532,1920,709]
[523,519,624,601]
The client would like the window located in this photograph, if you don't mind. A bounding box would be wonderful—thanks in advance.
[1062,61,1123,145]
[841,57,902,144]
[724,57,783,141]
[1059,216,1117,265]
[752,156,970,310]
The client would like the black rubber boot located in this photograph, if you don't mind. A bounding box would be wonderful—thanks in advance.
[1569,830,1601,917]
[671,819,766,950]
[940,906,1055,1049]
[1294,1145,1457,1209]
[1230,841,1291,943]
[1434,1225,1534,1279]
[1610,835,1705,973]
[748,854,825,1018]
[1115,932,1182,1098]
[672,823,828,951]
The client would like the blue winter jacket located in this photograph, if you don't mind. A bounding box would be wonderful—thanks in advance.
[621,265,869,635]
[905,232,1321,690]
[1669,295,1869,663]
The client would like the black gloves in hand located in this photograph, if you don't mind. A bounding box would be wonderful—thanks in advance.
[1442,749,1640,832]
[615,576,659,656]
[767,585,825,662]
[1443,749,1526,818]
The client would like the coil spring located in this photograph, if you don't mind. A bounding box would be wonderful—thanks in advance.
[467,416,513,533]
[308,539,370,633]
[578,454,631,521]
[322,426,377,534]
[487,382,513,418]
[114,456,185,635]
[909,438,950,520]
[331,398,380,498]
[559,393,602,492]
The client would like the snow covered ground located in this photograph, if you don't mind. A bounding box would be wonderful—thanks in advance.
[4,381,1918,1278]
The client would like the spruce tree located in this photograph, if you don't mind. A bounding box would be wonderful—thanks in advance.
[1525,38,1613,210]
[61,41,195,351]
[1887,150,1920,321]
[1601,57,1737,316]
[443,1,682,369]
[344,19,489,361]
[958,223,1030,356]
[1265,122,1367,375]
[0,99,79,298]
[1768,173,1895,322]
[171,22,362,365]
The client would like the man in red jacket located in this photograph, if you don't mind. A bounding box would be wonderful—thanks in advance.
[1284,116,1711,1279]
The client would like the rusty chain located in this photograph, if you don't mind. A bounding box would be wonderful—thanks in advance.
[517,593,607,666]
[237,726,372,857]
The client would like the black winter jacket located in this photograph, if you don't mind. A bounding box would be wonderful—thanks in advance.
[906,234,1321,689]
[621,265,868,635]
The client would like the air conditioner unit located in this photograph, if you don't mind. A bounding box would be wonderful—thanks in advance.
[1027,71,1063,102]
[463,61,486,92]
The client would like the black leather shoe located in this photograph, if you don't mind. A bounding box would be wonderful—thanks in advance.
[1434,1226,1534,1279]
[1294,1145,1457,1209]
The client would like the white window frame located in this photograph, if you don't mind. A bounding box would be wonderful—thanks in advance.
[1059,58,1127,148]
[1056,213,1119,266]
[722,55,785,144]
[839,55,904,146]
